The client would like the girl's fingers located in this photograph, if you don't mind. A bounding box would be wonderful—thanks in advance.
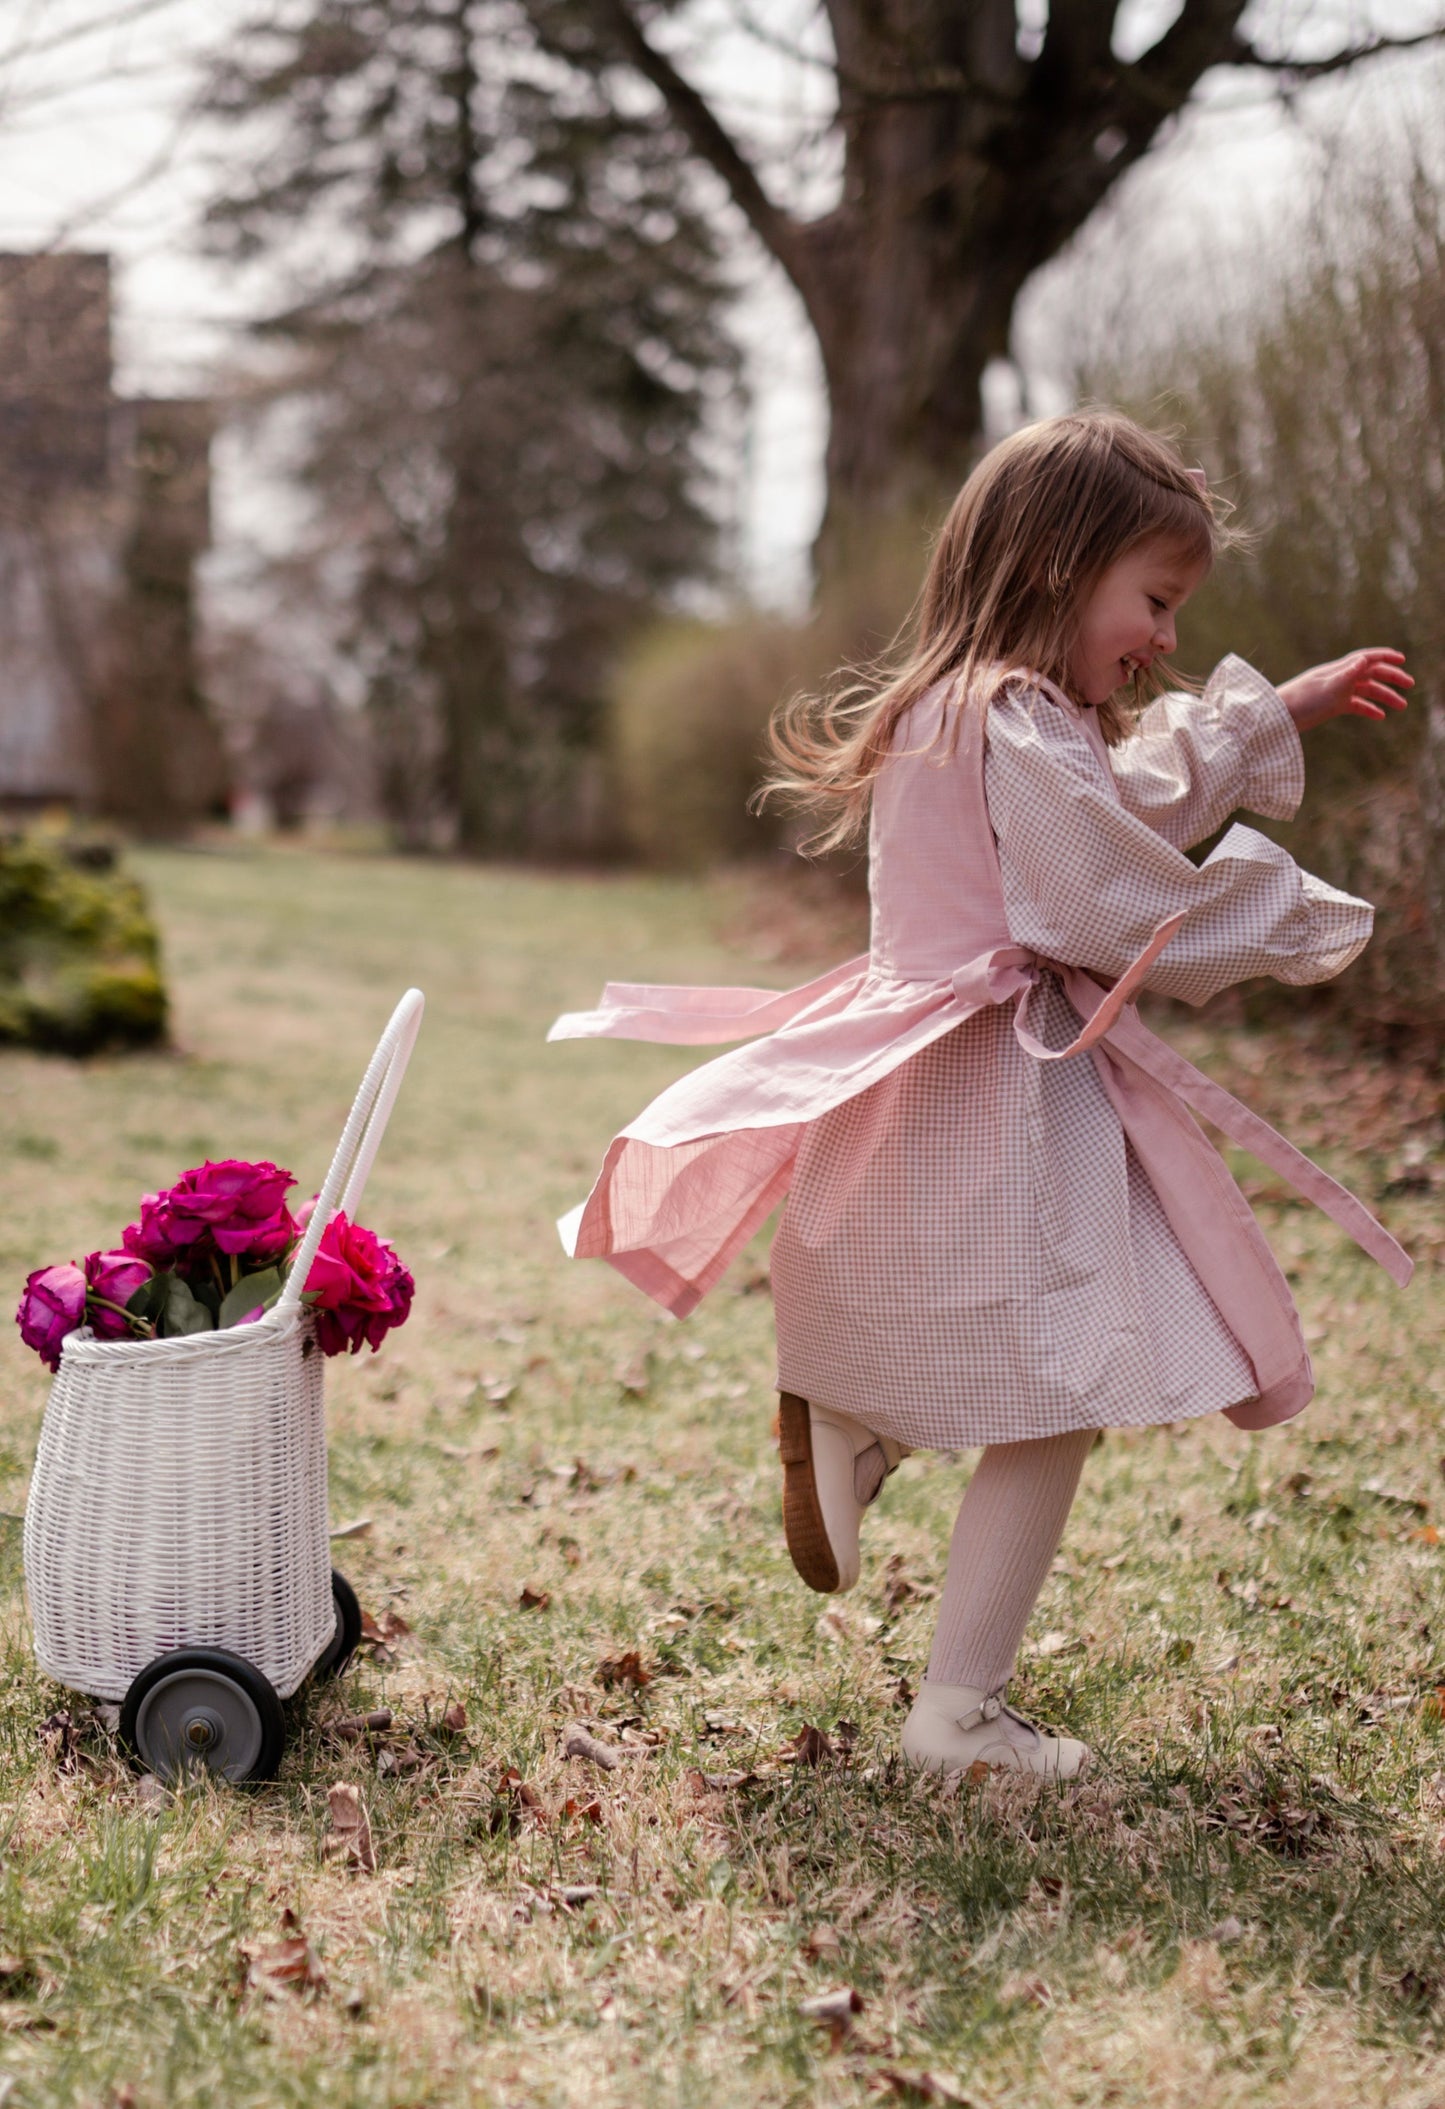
[1355,680,1410,709]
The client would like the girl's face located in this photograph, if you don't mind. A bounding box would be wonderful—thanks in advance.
[1067,538,1209,707]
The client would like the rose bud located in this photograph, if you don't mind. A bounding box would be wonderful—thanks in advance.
[83,1250,154,1341]
[15,1262,87,1371]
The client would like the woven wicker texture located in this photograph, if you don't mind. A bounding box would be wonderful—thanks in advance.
[23,988,424,1703]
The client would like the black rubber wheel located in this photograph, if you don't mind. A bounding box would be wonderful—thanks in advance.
[119,1648,286,1785]
[312,1569,364,1682]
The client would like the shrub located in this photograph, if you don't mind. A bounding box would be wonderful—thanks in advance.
[609,524,929,872]
[0,835,168,1053]
[608,616,798,869]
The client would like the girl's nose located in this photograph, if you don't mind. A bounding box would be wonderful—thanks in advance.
[1153,615,1177,654]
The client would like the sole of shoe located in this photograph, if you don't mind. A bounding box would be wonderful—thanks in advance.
[778,1391,840,1594]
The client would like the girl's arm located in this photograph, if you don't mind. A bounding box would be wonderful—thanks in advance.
[1108,656,1303,852]
[985,686,1373,1009]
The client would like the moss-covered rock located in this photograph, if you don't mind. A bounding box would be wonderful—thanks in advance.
[0,835,168,1053]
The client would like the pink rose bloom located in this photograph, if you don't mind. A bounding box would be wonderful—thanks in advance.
[16,1262,86,1371]
[123,1190,184,1268]
[304,1210,414,1357]
[83,1250,154,1341]
[147,1159,297,1259]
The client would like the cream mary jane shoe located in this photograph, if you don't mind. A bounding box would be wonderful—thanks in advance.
[901,1681,1090,1780]
[778,1392,905,1594]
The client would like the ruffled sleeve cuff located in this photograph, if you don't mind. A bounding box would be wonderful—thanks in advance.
[1206,655,1304,822]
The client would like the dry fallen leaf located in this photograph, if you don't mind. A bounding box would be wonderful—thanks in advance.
[491,1766,547,1834]
[325,1783,376,1873]
[804,1924,842,1962]
[799,1983,863,2048]
[328,1518,372,1541]
[779,1723,833,1768]
[37,1710,92,1775]
[244,1934,326,1996]
[597,1649,651,1691]
[519,1586,551,1611]
[562,1796,604,1826]
[358,1608,411,1660]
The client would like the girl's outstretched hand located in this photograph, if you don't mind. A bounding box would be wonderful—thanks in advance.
[1276,648,1412,733]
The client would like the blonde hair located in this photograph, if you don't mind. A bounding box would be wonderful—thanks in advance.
[760,409,1227,853]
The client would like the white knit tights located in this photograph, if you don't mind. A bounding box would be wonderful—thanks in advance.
[925,1430,1095,1691]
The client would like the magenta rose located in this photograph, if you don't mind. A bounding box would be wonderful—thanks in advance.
[304,1210,414,1357]
[122,1190,185,1268]
[16,1262,86,1371]
[84,1250,154,1341]
[130,1159,298,1262]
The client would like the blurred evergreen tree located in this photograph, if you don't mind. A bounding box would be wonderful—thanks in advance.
[201,0,737,854]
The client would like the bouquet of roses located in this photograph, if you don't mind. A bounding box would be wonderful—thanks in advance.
[15,1158,413,1373]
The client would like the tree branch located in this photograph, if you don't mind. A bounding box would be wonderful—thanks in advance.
[587,0,804,276]
[1035,0,1119,95]
[1227,20,1445,82]
[1130,0,1252,107]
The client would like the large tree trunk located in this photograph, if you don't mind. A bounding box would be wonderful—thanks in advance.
[592,0,1430,567]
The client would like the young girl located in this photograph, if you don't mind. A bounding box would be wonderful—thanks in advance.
[549,410,1412,1780]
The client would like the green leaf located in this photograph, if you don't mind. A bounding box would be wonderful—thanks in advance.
[188,1276,222,1317]
[218,1266,284,1329]
[160,1274,214,1337]
[125,1272,169,1324]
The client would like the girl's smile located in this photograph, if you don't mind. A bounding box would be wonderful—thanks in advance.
[1068,540,1210,706]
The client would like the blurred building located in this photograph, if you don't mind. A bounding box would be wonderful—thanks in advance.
[0,251,227,826]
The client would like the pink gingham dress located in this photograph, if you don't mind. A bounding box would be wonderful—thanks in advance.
[550,658,1411,1448]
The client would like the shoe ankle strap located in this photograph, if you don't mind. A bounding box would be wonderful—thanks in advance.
[955,1685,1038,1745]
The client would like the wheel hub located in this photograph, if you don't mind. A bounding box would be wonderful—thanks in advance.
[184,1709,223,1751]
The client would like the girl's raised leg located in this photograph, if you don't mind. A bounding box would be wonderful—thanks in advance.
[903,1429,1095,1778]
[779,1394,905,1594]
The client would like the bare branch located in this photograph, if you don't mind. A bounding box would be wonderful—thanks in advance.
[1227,20,1445,82]
[1130,0,1252,107]
[587,0,804,275]
[0,0,190,72]
[1036,0,1121,90]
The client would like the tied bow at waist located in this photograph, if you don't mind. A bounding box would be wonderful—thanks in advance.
[955,919,1412,1288]
[548,921,1411,1290]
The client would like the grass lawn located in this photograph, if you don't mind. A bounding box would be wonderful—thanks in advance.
[1,842,1443,2108]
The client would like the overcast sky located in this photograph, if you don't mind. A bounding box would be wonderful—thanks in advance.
[0,0,1440,616]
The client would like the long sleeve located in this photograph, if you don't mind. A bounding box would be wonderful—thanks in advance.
[1109,655,1304,851]
[985,682,1372,1008]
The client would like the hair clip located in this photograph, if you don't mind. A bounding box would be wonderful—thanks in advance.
[1186,465,1209,493]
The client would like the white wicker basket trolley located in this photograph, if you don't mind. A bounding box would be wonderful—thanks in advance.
[22,988,424,1783]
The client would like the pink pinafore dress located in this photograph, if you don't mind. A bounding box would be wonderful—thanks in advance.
[549,659,1410,1449]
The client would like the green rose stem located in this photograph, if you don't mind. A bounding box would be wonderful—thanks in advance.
[87,1295,155,1338]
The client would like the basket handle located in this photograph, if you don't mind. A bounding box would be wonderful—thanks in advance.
[275,988,425,1315]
